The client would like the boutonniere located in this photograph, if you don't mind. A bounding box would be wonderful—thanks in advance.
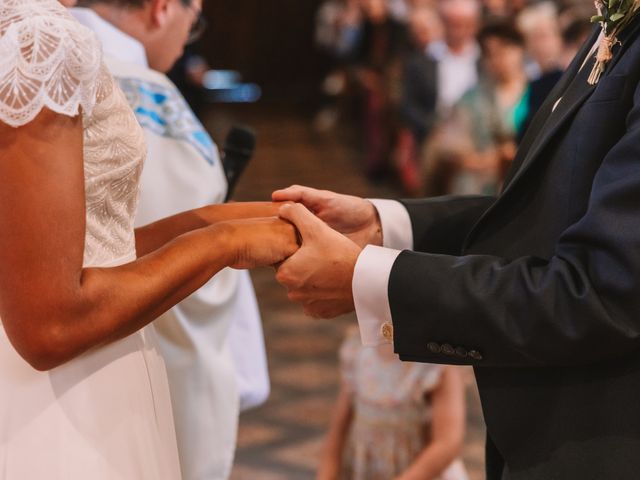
[589,0,640,84]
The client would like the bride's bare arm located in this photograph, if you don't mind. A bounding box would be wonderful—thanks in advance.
[135,202,288,257]
[0,110,298,371]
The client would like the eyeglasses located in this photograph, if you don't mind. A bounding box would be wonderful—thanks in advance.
[184,3,208,45]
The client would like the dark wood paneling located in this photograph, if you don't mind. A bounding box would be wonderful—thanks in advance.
[200,0,326,100]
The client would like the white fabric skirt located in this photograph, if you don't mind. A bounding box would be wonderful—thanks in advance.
[0,323,182,479]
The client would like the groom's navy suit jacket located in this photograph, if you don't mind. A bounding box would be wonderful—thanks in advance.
[389,21,640,480]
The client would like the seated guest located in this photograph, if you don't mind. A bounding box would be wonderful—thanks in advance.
[387,0,411,24]
[516,8,592,140]
[314,0,363,132]
[516,2,564,138]
[429,0,481,117]
[395,6,442,194]
[317,328,469,480]
[425,21,529,195]
[72,1,265,478]
[559,15,592,69]
[346,0,410,179]
[316,0,363,60]
[517,1,564,81]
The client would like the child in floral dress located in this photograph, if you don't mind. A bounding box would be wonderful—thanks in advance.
[317,328,469,480]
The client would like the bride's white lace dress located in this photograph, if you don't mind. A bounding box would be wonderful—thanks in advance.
[0,1,182,477]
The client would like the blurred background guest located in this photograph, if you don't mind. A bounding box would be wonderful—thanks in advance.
[317,329,468,480]
[481,0,527,19]
[558,12,593,66]
[516,2,592,137]
[394,6,442,194]
[424,21,528,196]
[517,1,564,80]
[348,0,410,179]
[516,1,564,136]
[314,0,364,131]
[430,0,481,117]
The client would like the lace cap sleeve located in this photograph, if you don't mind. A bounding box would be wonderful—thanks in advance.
[0,1,102,127]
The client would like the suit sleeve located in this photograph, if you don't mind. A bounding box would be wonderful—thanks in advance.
[352,196,493,345]
[390,82,640,367]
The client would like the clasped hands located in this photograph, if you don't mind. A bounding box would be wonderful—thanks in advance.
[273,186,382,319]
[223,186,381,318]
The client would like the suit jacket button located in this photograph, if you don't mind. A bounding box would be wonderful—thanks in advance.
[455,347,468,358]
[469,350,483,361]
[441,344,455,356]
[427,342,441,354]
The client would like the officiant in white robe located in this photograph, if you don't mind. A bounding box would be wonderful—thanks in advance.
[72,6,270,479]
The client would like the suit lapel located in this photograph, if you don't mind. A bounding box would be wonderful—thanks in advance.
[501,27,600,187]
[503,65,594,191]
[500,28,600,192]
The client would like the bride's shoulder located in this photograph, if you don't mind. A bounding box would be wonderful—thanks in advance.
[0,0,103,127]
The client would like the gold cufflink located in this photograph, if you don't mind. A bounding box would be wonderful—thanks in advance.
[381,322,394,341]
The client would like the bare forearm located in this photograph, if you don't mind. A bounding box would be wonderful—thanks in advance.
[0,112,297,371]
[135,202,281,256]
[16,226,232,370]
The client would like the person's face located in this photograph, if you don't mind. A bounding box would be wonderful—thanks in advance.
[482,37,524,82]
[146,0,204,73]
[410,11,441,49]
[362,0,389,23]
[482,0,507,15]
[443,10,478,48]
[525,21,562,71]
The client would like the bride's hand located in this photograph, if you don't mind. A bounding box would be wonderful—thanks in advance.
[136,202,295,258]
[221,217,300,270]
[201,201,291,224]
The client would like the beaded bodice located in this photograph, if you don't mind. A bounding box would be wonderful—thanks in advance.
[0,0,146,267]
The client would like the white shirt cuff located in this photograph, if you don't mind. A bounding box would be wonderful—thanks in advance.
[352,245,402,346]
[368,199,413,250]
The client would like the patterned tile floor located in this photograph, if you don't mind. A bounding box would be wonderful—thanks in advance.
[205,106,486,480]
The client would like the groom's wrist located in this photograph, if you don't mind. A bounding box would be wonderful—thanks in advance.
[365,200,384,247]
[367,199,414,250]
[353,245,400,346]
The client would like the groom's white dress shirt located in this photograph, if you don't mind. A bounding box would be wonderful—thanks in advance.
[353,200,412,346]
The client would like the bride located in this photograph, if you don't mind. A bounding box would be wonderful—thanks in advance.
[0,0,298,478]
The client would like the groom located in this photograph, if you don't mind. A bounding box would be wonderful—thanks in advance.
[275,11,640,480]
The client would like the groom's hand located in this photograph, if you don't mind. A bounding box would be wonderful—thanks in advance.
[272,185,382,248]
[276,203,362,318]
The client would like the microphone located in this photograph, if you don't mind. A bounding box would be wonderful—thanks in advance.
[222,126,256,202]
